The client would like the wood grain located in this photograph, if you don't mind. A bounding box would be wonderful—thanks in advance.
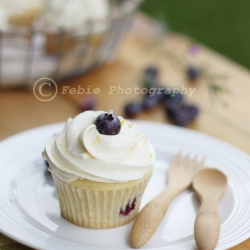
[130,154,204,248]
[193,169,228,250]
[0,13,249,250]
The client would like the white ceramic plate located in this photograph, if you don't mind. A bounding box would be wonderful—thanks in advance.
[0,121,250,250]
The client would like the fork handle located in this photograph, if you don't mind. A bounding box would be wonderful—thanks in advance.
[194,201,220,250]
[130,188,177,248]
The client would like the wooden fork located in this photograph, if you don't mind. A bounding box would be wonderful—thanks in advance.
[130,153,205,248]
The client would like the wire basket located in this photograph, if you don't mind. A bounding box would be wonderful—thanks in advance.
[0,0,142,88]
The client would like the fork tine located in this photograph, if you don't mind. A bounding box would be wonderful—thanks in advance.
[188,156,198,169]
[168,152,182,170]
[179,153,190,168]
[197,157,205,171]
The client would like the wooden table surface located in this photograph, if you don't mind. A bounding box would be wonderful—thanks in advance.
[0,14,250,250]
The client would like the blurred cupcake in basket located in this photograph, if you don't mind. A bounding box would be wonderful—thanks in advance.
[0,0,141,87]
[43,110,155,228]
[0,0,44,27]
[0,5,8,30]
[43,0,110,54]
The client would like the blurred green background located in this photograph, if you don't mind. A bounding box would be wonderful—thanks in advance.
[140,0,250,69]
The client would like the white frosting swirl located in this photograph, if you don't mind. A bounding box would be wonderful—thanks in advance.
[43,111,155,183]
[44,0,109,33]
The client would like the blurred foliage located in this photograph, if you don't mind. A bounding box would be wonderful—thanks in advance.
[141,0,250,69]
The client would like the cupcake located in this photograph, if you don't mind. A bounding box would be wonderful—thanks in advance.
[0,0,44,27]
[0,5,8,30]
[43,0,109,54]
[43,110,155,228]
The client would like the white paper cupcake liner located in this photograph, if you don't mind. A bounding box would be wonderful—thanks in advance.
[52,167,152,228]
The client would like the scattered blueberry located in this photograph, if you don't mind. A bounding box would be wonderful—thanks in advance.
[145,66,158,80]
[122,66,200,127]
[124,102,142,118]
[119,198,137,216]
[143,66,159,89]
[142,94,161,110]
[164,98,181,114]
[166,104,199,126]
[80,95,96,112]
[187,66,201,81]
[96,113,121,135]
[161,88,184,104]
[45,160,49,168]
[186,105,199,120]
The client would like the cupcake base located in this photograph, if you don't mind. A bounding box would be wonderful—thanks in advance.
[8,7,42,26]
[45,32,77,55]
[52,166,153,229]
[45,32,105,55]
